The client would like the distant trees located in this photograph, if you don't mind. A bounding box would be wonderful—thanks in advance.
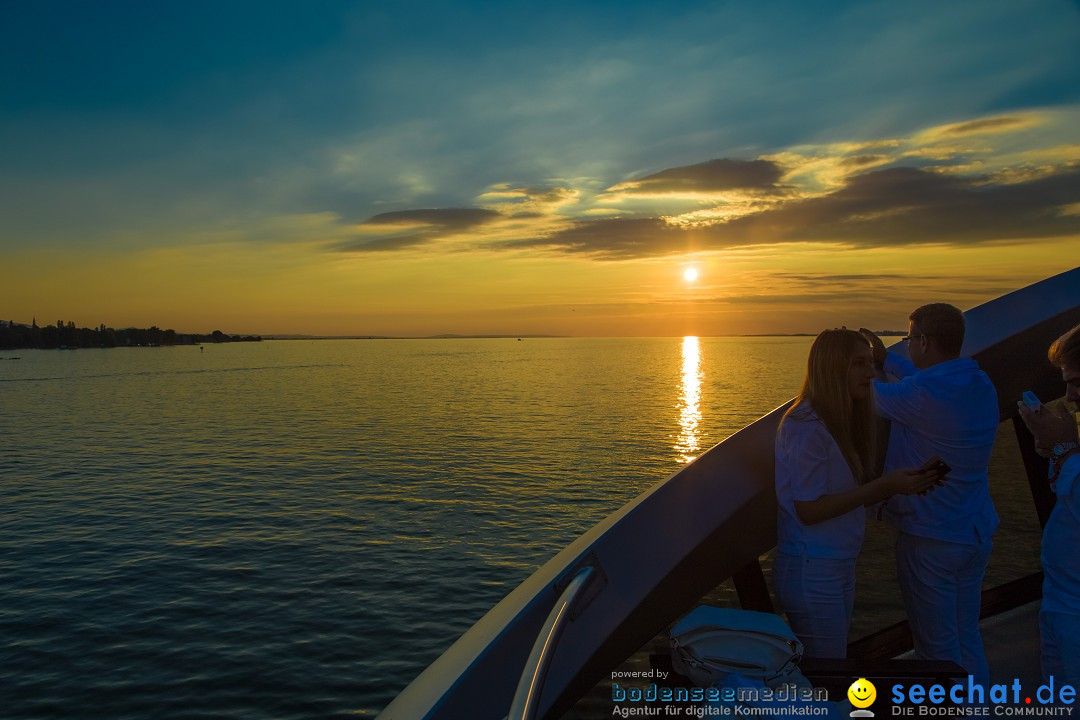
[0,320,262,350]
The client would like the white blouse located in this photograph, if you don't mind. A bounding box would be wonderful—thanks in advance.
[775,404,865,559]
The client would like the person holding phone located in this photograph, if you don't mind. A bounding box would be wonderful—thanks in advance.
[1017,323,1080,684]
[860,304,999,688]
[774,328,941,658]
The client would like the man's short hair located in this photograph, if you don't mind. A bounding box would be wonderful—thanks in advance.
[1048,323,1080,369]
[910,303,965,357]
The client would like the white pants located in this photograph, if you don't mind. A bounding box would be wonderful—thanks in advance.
[896,532,992,688]
[1041,609,1080,687]
[774,551,856,659]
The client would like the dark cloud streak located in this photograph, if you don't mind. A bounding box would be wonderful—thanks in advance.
[336,207,501,252]
[940,116,1028,136]
[616,158,785,194]
[504,217,700,257]
[362,208,500,229]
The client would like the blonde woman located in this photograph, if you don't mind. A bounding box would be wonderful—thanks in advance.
[774,329,941,658]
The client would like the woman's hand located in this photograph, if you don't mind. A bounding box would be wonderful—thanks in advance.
[859,328,888,369]
[1017,401,1080,457]
[797,466,943,524]
[884,468,941,496]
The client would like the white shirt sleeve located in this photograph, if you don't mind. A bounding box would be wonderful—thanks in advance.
[873,352,927,425]
[873,376,926,427]
[883,351,918,380]
[785,421,832,503]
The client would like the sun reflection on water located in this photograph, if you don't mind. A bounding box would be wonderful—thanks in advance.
[675,336,703,463]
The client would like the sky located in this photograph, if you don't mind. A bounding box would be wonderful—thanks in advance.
[2,0,1079,337]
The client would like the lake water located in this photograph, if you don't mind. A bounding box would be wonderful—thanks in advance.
[0,338,1043,718]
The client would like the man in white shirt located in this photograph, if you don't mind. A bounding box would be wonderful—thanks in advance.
[861,304,999,687]
[1017,323,1080,685]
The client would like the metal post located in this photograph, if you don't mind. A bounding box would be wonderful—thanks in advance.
[1012,414,1055,528]
[732,558,774,613]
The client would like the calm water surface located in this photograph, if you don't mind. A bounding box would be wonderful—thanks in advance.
[1,337,820,718]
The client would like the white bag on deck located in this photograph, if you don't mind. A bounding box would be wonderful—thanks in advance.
[669,605,803,686]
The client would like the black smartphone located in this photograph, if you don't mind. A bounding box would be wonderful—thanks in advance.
[919,455,951,476]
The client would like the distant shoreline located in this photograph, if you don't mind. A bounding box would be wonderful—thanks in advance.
[3,322,909,348]
[260,331,909,340]
[0,322,262,350]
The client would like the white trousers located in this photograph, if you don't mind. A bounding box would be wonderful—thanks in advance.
[774,551,856,659]
[1040,609,1080,687]
[896,532,992,688]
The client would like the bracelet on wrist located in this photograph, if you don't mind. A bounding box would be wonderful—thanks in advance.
[1050,446,1080,482]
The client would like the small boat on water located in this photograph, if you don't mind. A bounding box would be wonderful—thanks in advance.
[378,267,1080,720]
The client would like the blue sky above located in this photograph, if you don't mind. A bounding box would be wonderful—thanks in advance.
[4,1,1076,233]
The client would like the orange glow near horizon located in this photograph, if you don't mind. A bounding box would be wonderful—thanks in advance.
[4,239,1078,338]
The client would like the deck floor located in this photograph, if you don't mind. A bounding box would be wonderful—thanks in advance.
[891,600,1042,687]
[982,600,1040,687]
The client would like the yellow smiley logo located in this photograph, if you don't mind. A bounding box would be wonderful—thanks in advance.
[848,678,877,708]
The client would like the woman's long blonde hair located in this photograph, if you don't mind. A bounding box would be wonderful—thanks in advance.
[782,328,876,483]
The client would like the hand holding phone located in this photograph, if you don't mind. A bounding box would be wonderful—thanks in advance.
[1022,391,1041,412]
[918,455,951,475]
[915,455,950,494]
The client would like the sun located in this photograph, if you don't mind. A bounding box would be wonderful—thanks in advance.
[683,267,699,282]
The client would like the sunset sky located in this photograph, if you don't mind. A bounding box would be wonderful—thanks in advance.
[3,0,1079,337]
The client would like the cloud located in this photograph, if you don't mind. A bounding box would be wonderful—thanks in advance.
[317,109,1080,259]
[757,272,1019,298]
[923,114,1042,140]
[506,217,688,256]
[476,185,581,215]
[771,273,916,282]
[609,159,785,195]
[841,154,891,168]
[335,208,501,252]
[781,164,1080,244]
[361,208,499,229]
[507,162,1080,258]
[478,185,575,203]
